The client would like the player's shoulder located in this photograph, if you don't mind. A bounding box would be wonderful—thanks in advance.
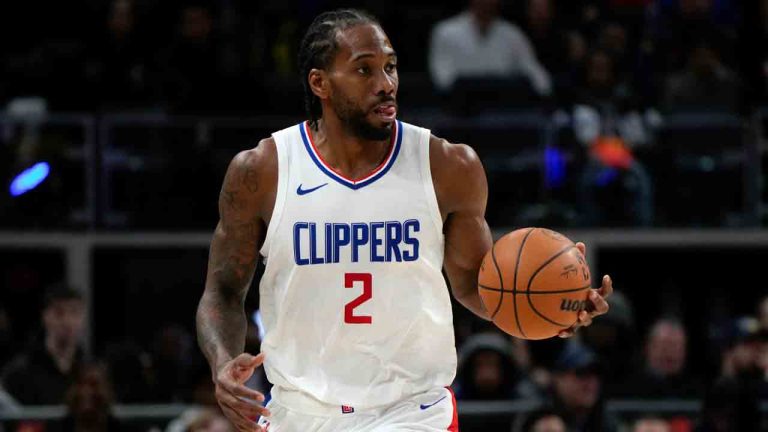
[230,137,277,174]
[224,137,278,199]
[428,134,482,174]
[428,134,486,213]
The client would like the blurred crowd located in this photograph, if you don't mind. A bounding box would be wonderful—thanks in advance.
[0,0,764,230]
[0,0,760,114]
[1,282,768,431]
[1,0,768,429]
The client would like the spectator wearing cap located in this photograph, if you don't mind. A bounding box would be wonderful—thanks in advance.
[696,318,765,432]
[719,316,763,381]
[1,284,87,404]
[612,317,703,399]
[550,341,618,432]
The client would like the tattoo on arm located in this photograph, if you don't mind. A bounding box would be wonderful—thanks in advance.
[197,150,265,372]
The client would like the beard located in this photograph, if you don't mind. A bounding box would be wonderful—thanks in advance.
[331,90,393,141]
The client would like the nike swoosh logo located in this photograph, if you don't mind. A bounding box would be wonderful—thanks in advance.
[296,183,328,195]
[419,396,447,410]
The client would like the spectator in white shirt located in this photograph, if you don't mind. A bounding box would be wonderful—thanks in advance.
[428,0,552,96]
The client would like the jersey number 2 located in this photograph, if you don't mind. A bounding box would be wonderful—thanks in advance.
[344,273,372,324]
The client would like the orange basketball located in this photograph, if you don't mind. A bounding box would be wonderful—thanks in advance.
[478,227,592,340]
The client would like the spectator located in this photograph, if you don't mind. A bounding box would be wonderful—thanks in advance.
[595,21,631,81]
[645,0,738,74]
[49,362,128,432]
[550,30,589,105]
[663,39,740,112]
[161,3,229,113]
[1,284,87,404]
[454,332,540,400]
[454,332,541,432]
[516,408,567,432]
[614,317,703,398]
[544,1,607,41]
[574,48,655,227]
[90,0,158,109]
[718,316,762,381]
[428,0,552,97]
[697,376,761,432]
[698,319,765,432]
[521,0,568,78]
[550,341,618,432]
[581,290,637,384]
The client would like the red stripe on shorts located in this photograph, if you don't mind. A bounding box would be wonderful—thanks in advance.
[446,387,459,431]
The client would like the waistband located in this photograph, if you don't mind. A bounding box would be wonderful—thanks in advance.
[270,386,372,417]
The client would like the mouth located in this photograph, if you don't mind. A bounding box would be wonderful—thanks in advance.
[372,102,397,121]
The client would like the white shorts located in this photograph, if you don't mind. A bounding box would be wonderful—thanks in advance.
[256,387,459,432]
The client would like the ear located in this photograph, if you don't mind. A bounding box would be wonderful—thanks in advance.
[308,68,330,100]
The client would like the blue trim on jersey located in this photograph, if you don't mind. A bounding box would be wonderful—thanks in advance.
[299,120,403,190]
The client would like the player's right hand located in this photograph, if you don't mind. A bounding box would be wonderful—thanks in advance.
[213,352,270,432]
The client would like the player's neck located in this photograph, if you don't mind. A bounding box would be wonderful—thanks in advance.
[312,117,392,179]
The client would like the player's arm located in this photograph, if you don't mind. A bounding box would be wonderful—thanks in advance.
[198,146,267,371]
[196,140,275,431]
[431,136,493,320]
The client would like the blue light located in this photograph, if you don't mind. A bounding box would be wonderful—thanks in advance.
[544,146,566,188]
[10,162,50,197]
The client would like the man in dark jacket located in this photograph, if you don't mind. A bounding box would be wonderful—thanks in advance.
[1,284,86,404]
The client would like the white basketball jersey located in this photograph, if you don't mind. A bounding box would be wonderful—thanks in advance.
[258,120,456,409]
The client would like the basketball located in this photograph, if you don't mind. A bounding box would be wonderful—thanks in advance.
[478,227,592,340]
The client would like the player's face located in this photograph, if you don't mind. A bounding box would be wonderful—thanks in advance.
[327,24,398,141]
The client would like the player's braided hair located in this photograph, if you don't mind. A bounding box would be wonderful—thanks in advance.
[298,9,381,130]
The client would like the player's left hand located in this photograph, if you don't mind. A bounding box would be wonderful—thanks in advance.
[558,242,612,338]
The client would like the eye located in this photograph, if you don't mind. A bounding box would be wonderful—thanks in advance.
[357,66,370,75]
[386,63,397,73]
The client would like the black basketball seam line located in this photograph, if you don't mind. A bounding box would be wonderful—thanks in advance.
[509,228,535,338]
[526,244,580,328]
[490,243,504,319]
[526,245,578,328]
[479,283,591,294]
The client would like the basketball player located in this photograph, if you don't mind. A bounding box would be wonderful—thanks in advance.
[196,9,612,432]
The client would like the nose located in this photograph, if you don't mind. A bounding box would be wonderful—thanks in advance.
[373,68,396,96]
